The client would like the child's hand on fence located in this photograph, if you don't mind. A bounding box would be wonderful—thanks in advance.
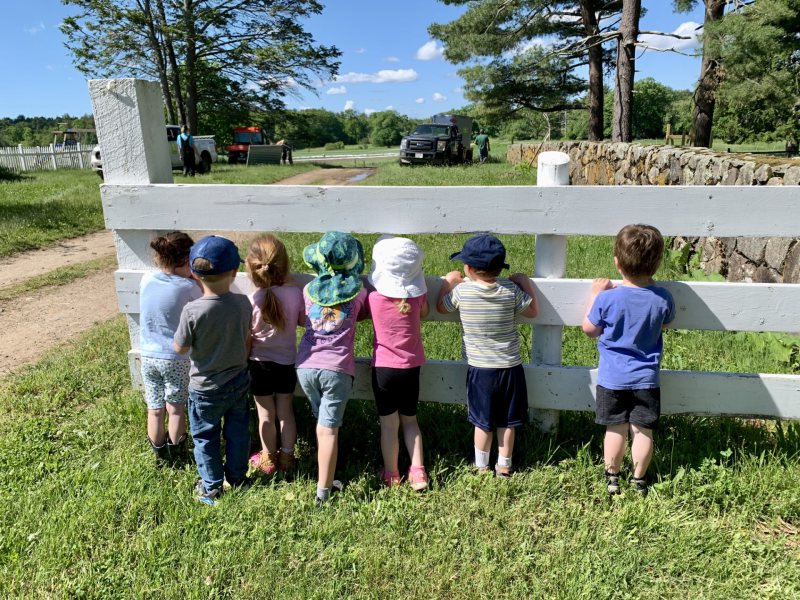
[509,273,530,287]
[444,271,464,286]
[591,278,614,294]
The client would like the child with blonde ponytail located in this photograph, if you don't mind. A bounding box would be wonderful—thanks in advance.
[245,234,305,475]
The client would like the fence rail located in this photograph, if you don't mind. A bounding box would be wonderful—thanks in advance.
[90,79,800,430]
[0,143,94,172]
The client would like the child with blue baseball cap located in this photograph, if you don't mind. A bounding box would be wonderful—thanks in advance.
[436,233,539,477]
[173,235,253,505]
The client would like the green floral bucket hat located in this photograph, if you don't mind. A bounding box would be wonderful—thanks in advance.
[303,231,365,307]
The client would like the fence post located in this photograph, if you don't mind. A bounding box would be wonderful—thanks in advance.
[49,144,57,170]
[18,144,27,171]
[89,78,173,385]
[77,142,84,169]
[530,151,571,434]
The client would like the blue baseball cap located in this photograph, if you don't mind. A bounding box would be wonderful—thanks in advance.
[189,235,242,275]
[449,234,510,271]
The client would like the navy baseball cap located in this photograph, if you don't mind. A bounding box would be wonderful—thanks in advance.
[450,234,510,271]
[189,235,242,275]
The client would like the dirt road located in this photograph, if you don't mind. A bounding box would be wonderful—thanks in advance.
[0,167,373,377]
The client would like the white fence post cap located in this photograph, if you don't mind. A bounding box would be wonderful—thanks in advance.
[537,151,570,186]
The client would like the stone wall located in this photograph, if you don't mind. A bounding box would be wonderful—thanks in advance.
[508,141,800,283]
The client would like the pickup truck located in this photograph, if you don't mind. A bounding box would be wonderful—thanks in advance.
[90,125,217,178]
[399,114,473,166]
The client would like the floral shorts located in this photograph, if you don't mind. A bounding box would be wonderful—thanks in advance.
[141,356,191,410]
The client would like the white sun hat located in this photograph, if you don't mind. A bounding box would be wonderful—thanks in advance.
[368,236,427,299]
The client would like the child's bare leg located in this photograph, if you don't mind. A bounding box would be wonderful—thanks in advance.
[166,403,186,443]
[254,394,277,455]
[604,424,628,473]
[379,411,401,473]
[147,408,166,446]
[317,424,339,489]
[630,424,654,478]
[400,414,424,467]
[275,392,297,452]
[496,427,515,459]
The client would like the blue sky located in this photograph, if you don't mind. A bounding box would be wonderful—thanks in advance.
[0,1,707,120]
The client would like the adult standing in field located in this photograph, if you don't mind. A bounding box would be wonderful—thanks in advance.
[177,125,196,177]
[474,130,490,164]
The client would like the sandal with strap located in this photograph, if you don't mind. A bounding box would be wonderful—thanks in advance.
[631,476,649,497]
[407,465,429,491]
[249,451,277,475]
[378,467,402,488]
[605,470,621,495]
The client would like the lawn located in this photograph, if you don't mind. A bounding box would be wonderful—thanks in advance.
[2,154,800,598]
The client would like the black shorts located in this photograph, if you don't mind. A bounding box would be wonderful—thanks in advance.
[595,385,660,430]
[466,364,528,432]
[248,360,297,396]
[371,366,421,417]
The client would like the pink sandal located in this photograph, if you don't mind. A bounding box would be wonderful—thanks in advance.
[249,451,277,475]
[378,467,402,488]
[407,465,429,491]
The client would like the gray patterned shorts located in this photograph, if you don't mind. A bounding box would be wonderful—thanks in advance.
[141,356,191,409]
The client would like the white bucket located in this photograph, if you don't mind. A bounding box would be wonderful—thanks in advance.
[537,151,570,186]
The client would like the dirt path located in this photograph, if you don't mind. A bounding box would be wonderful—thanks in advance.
[0,169,375,377]
[0,230,115,289]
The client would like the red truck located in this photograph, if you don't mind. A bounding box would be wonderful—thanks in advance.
[226,127,293,165]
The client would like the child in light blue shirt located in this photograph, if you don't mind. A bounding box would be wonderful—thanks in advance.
[583,224,675,496]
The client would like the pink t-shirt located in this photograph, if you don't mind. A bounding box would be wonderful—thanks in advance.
[295,287,369,376]
[368,291,426,369]
[249,285,305,365]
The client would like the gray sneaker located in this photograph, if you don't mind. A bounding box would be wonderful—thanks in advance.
[195,480,222,506]
[605,470,621,495]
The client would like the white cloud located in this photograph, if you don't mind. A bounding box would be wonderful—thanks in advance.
[364,108,377,116]
[452,87,463,94]
[416,41,444,61]
[386,56,400,63]
[344,100,355,111]
[432,92,447,102]
[385,105,394,110]
[24,22,45,35]
[45,65,55,71]
[335,69,418,84]
[640,21,701,52]
[326,85,347,95]
[355,48,367,54]
[415,97,425,104]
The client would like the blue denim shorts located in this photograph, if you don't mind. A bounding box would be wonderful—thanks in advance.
[141,356,190,410]
[296,368,353,428]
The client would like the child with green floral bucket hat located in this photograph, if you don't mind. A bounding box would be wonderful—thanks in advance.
[296,232,370,504]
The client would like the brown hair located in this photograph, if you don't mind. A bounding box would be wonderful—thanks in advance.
[246,234,289,331]
[614,224,664,278]
[395,298,411,314]
[150,231,193,269]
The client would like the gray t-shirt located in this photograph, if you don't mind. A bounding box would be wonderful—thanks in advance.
[174,292,252,391]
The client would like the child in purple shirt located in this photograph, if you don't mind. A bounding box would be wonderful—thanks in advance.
[296,232,369,504]
[582,224,675,496]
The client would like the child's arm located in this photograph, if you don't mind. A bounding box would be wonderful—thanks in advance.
[419,294,430,319]
[581,278,614,337]
[436,271,463,314]
[173,341,190,354]
[509,273,539,319]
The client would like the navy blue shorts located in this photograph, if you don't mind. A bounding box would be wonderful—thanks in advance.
[248,360,297,396]
[595,385,660,430]
[466,364,528,432]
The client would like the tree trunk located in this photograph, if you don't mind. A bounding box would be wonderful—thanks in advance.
[692,0,725,148]
[580,1,604,141]
[140,0,176,125]
[183,0,198,133]
[157,0,186,126]
[612,0,641,142]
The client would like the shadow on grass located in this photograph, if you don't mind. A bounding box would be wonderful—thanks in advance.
[0,166,23,182]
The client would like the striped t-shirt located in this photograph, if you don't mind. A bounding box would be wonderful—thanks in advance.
[441,278,532,368]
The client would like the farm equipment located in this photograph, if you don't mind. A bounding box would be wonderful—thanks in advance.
[226,127,292,165]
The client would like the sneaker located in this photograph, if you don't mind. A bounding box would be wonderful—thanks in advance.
[249,451,277,475]
[378,467,402,488]
[315,479,344,505]
[495,464,514,479]
[605,470,621,495]
[407,465,429,491]
[277,450,296,473]
[631,476,649,497]
[471,463,494,476]
[194,480,222,506]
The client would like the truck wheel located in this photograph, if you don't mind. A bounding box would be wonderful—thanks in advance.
[201,152,212,173]
[228,154,237,165]
[466,148,473,163]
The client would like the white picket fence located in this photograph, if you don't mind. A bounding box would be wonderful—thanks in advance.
[0,143,94,172]
[91,79,800,430]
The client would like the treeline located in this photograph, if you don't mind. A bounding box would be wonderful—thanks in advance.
[0,115,96,147]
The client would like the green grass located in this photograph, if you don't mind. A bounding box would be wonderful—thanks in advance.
[0,255,116,302]
[1,318,799,598]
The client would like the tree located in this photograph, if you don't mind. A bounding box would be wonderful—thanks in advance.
[369,111,408,147]
[430,1,622,141]
[341,110,370,145]
[62,0,341,135]
[705,0,800,143]
[612,0,642,142]
[674,1,726,147]
[632,78,679,139]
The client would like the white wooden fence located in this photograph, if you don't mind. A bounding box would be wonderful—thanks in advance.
[91,79,800,430]
[0,143,94,173]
